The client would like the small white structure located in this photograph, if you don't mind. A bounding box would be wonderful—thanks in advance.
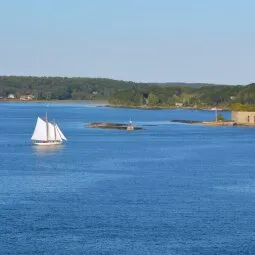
[20,94,34,101]
[7,94,15,99]
[127,119,134,131]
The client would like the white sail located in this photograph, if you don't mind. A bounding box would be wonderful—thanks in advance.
[31,117,48,141]
[47,122,63,141]
[55,124,67,141]
[31,115,66,144]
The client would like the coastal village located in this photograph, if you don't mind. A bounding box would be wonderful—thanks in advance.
[0,93,35,101]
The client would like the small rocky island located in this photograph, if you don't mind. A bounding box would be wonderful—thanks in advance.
[170,120,236,126]
[88,122,144,130]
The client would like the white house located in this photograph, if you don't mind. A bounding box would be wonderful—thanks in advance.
[7,94,15,99]
[175,103,183,107]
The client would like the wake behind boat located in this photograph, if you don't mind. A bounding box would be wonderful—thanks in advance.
[31,113,67,146]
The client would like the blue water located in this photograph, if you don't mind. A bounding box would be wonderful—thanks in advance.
[0,103,255,255]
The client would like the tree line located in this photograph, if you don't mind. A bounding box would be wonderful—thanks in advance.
[0,76,133,100]
[1,76,255,109]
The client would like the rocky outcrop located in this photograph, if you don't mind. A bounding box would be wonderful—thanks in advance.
[88,122,143,130]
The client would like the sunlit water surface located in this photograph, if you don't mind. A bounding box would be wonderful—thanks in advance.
[0,103,255,255]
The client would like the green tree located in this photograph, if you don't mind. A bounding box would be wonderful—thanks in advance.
[148,93,159,106]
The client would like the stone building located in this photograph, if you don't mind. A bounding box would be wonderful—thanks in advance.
[232,111,255,124]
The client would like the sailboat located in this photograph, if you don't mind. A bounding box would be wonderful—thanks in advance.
[31,113,67,145]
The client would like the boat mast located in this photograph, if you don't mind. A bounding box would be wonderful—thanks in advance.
[46,112,49,141]
[53,119,56,142]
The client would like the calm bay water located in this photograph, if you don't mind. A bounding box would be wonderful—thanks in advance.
[0,103,255,254]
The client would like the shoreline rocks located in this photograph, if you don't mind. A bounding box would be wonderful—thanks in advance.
[171,119,237,126]
[88,122,144,130]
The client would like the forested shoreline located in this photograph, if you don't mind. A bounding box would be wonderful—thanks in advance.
[1,76,255,110]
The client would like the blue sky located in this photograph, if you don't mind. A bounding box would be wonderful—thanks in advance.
[0,0,254,84]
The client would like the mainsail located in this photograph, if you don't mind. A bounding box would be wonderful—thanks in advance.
[31,117,48,141]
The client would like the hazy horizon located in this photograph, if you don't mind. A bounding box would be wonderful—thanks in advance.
[1,0,255,84]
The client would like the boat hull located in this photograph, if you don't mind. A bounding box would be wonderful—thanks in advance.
[33,141,63,146]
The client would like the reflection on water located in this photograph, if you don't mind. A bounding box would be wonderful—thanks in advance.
[33,144,64,155]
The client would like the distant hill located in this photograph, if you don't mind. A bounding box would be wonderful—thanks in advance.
[149,82,232,88]
[0,75,252,108]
